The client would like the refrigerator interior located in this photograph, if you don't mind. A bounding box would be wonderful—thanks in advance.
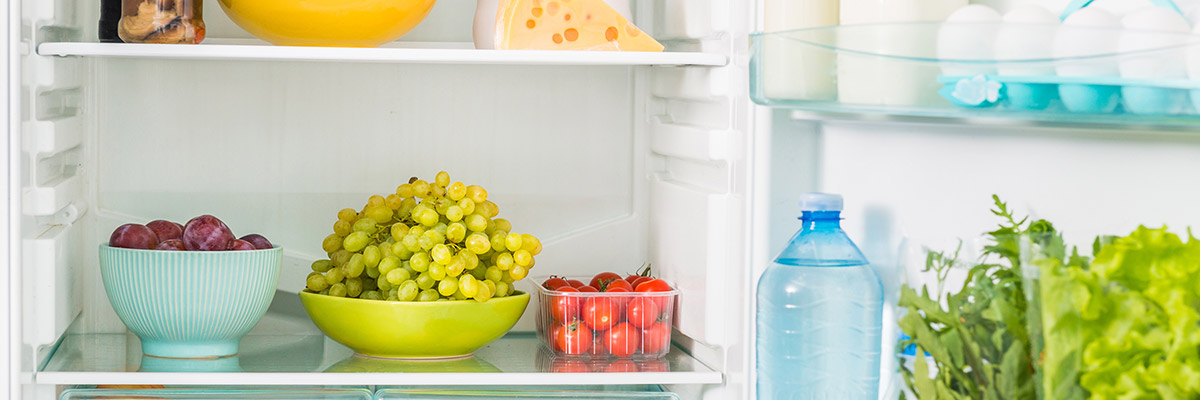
[20,0,1200,398]
[12,0,754,398]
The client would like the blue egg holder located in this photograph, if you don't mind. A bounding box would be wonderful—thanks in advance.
[938,0,1198,116]
[939,74,1200,115]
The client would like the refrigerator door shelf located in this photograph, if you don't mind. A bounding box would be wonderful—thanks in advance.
[751,23,1200,129]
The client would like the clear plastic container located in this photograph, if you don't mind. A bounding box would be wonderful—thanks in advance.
[118,0,205,44]
[894,234,1045,399]
[898,225,1200,399]
[61,387,372,400]
[534,278,678,359]
[1020,226,1200,399]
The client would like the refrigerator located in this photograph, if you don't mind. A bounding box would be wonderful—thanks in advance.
[6,0,1200,399]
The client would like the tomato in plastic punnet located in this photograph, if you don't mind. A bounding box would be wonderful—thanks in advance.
[605,323,641,357]
[640,322,671,355]
[554,320,592,355]
[550,286,581,322]
[582,297,618,331]
[626,297,661,328]
[589,272,622,290]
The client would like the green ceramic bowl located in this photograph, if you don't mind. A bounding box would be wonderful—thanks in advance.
[98,244,282,359]
[300,291,529,359]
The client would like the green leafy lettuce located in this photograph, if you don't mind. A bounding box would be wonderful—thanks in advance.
[1040,226,1200,399]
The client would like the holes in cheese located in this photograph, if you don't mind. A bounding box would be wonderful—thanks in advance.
[494,0,664,52]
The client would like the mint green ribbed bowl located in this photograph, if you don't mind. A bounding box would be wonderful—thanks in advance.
[98,244,282,359]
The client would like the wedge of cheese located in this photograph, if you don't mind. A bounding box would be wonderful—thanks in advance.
[495,0,663,52]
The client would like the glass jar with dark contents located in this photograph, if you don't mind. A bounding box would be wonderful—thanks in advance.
[118,0,205,44]
[100,0,123,42]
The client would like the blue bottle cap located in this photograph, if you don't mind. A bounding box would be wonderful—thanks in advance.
[799,193,843,212]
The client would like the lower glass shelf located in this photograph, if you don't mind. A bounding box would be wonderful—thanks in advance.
[376,386,678,399]
[57,385,674,400]
[60,387,374,400]
[37,332,721,386]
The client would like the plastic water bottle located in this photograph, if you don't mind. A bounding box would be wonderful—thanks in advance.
[757,193,883,399]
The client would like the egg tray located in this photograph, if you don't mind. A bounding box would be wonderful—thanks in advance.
[938,73,1200,115]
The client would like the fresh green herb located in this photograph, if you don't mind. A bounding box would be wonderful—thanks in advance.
[898,196,1046,399]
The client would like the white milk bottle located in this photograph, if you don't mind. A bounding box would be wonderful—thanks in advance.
[763,0,840,101]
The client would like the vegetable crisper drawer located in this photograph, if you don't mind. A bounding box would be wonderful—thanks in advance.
[60,387,373,400]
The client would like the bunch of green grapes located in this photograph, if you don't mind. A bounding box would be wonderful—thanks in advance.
[304,171,542,302]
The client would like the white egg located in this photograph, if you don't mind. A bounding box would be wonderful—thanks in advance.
[1054,8,1121,77]
[1118,7,1190,79]
[938,5,1002,76]
[995,4,1058,76]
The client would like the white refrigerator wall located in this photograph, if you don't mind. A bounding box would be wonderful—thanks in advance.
[16,0,754,397]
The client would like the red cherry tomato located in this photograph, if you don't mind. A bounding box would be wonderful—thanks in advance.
[589,333,609,356]
[604,287,633,314]
[582,297,618,331]
[637,359,669,372]
[626,297,662,328]
[603,359,639,373]
[549,325,562,351]
[640,322,671,355]
[550,287,581,322]
[604,287,632,315]
[605,279,633,292]
[550,359,593,373]
[635,279,672,292]
[542,277,569,290]
[566,279,586,288]
[604,323,642,357]
[624,274,640,283]
[554,320,593,355]
[631,276,654,288]
[589,272,622,290]
[577,286,599,292]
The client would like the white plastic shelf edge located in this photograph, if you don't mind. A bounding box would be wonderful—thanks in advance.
[36,371,723,386]
[37,40,729,67]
